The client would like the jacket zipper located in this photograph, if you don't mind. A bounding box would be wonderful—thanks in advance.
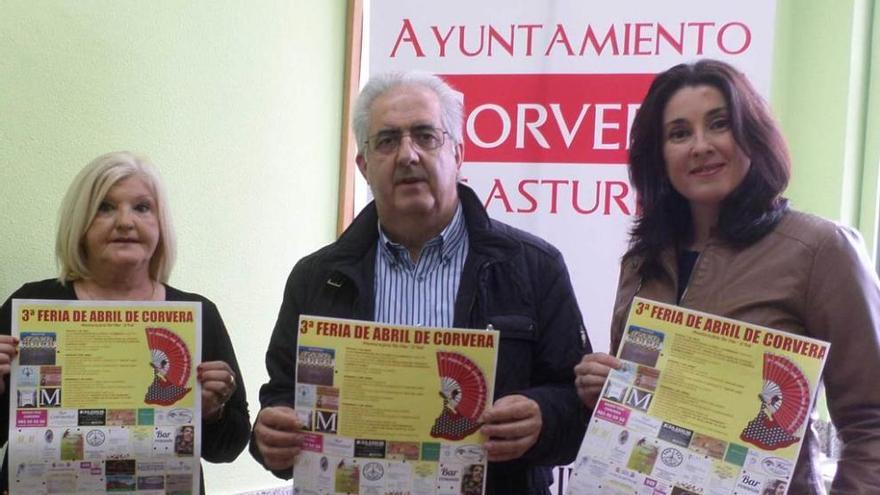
[467,259,497,325]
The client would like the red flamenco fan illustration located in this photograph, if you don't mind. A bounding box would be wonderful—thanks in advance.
[144,327,192,406]
[740,353,811,450]
[430,352,488,441]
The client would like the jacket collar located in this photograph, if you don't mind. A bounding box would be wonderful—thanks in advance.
[454,184,521,327]
[332,183,520,263]
[457,184,520,260]
[326,183,522,325]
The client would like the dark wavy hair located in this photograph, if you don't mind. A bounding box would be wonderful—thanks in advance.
[627,59,791,279]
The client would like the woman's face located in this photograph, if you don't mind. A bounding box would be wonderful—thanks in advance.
[83,176,160,276]
[662,84,751,215]
[183,427,193,442]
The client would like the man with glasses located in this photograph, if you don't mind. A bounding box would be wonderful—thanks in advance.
[251,71,591,495]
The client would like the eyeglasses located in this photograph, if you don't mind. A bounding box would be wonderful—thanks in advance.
[365,126,448,155]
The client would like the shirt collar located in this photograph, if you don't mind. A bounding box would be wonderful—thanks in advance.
[377,204,466,264]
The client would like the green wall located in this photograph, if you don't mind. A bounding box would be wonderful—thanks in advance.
[0,1,876,493]
[774,0,879,250]
[0,1,346,493]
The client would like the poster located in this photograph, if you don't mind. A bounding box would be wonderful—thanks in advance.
[9,299,202,495]
[292,315,499,495]
[567,298,829,495]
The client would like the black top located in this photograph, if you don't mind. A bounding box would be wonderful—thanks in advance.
[0,279,250,494]
[676,250,700,303]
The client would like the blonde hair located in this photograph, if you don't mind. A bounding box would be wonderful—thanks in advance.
[56,151,177,283]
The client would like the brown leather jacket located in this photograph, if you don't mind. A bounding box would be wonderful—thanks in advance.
[610,210,880,494]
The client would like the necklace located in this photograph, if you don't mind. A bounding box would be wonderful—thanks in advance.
[78,279,157,301]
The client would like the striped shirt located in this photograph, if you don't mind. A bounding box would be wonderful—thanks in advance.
[373,204,468,327]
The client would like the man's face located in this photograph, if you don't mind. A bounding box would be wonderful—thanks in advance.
[356,84,462,227]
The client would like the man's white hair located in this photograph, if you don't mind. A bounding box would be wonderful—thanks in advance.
[352,71,464,154]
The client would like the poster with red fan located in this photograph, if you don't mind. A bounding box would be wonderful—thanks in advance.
[568,298,828,495]
[293,315,498,495]
[9,300,202,495]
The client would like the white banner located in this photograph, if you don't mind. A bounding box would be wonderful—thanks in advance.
[364,0,777,353]
[363,1,777,492]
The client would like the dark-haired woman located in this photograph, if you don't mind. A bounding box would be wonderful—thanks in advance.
[574,59,880,494]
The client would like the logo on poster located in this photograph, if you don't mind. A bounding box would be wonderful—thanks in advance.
[455,445,485,463]
[167,409,194,424]
[363,462,385,481]
[86,429,106,447]
[660,447,683,467]
[739,473,762,490]
[761,457,791,477]
[315,410,338,434]
[39,388,61,407]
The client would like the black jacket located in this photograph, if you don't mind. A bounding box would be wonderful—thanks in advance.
[251,184,591,494]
